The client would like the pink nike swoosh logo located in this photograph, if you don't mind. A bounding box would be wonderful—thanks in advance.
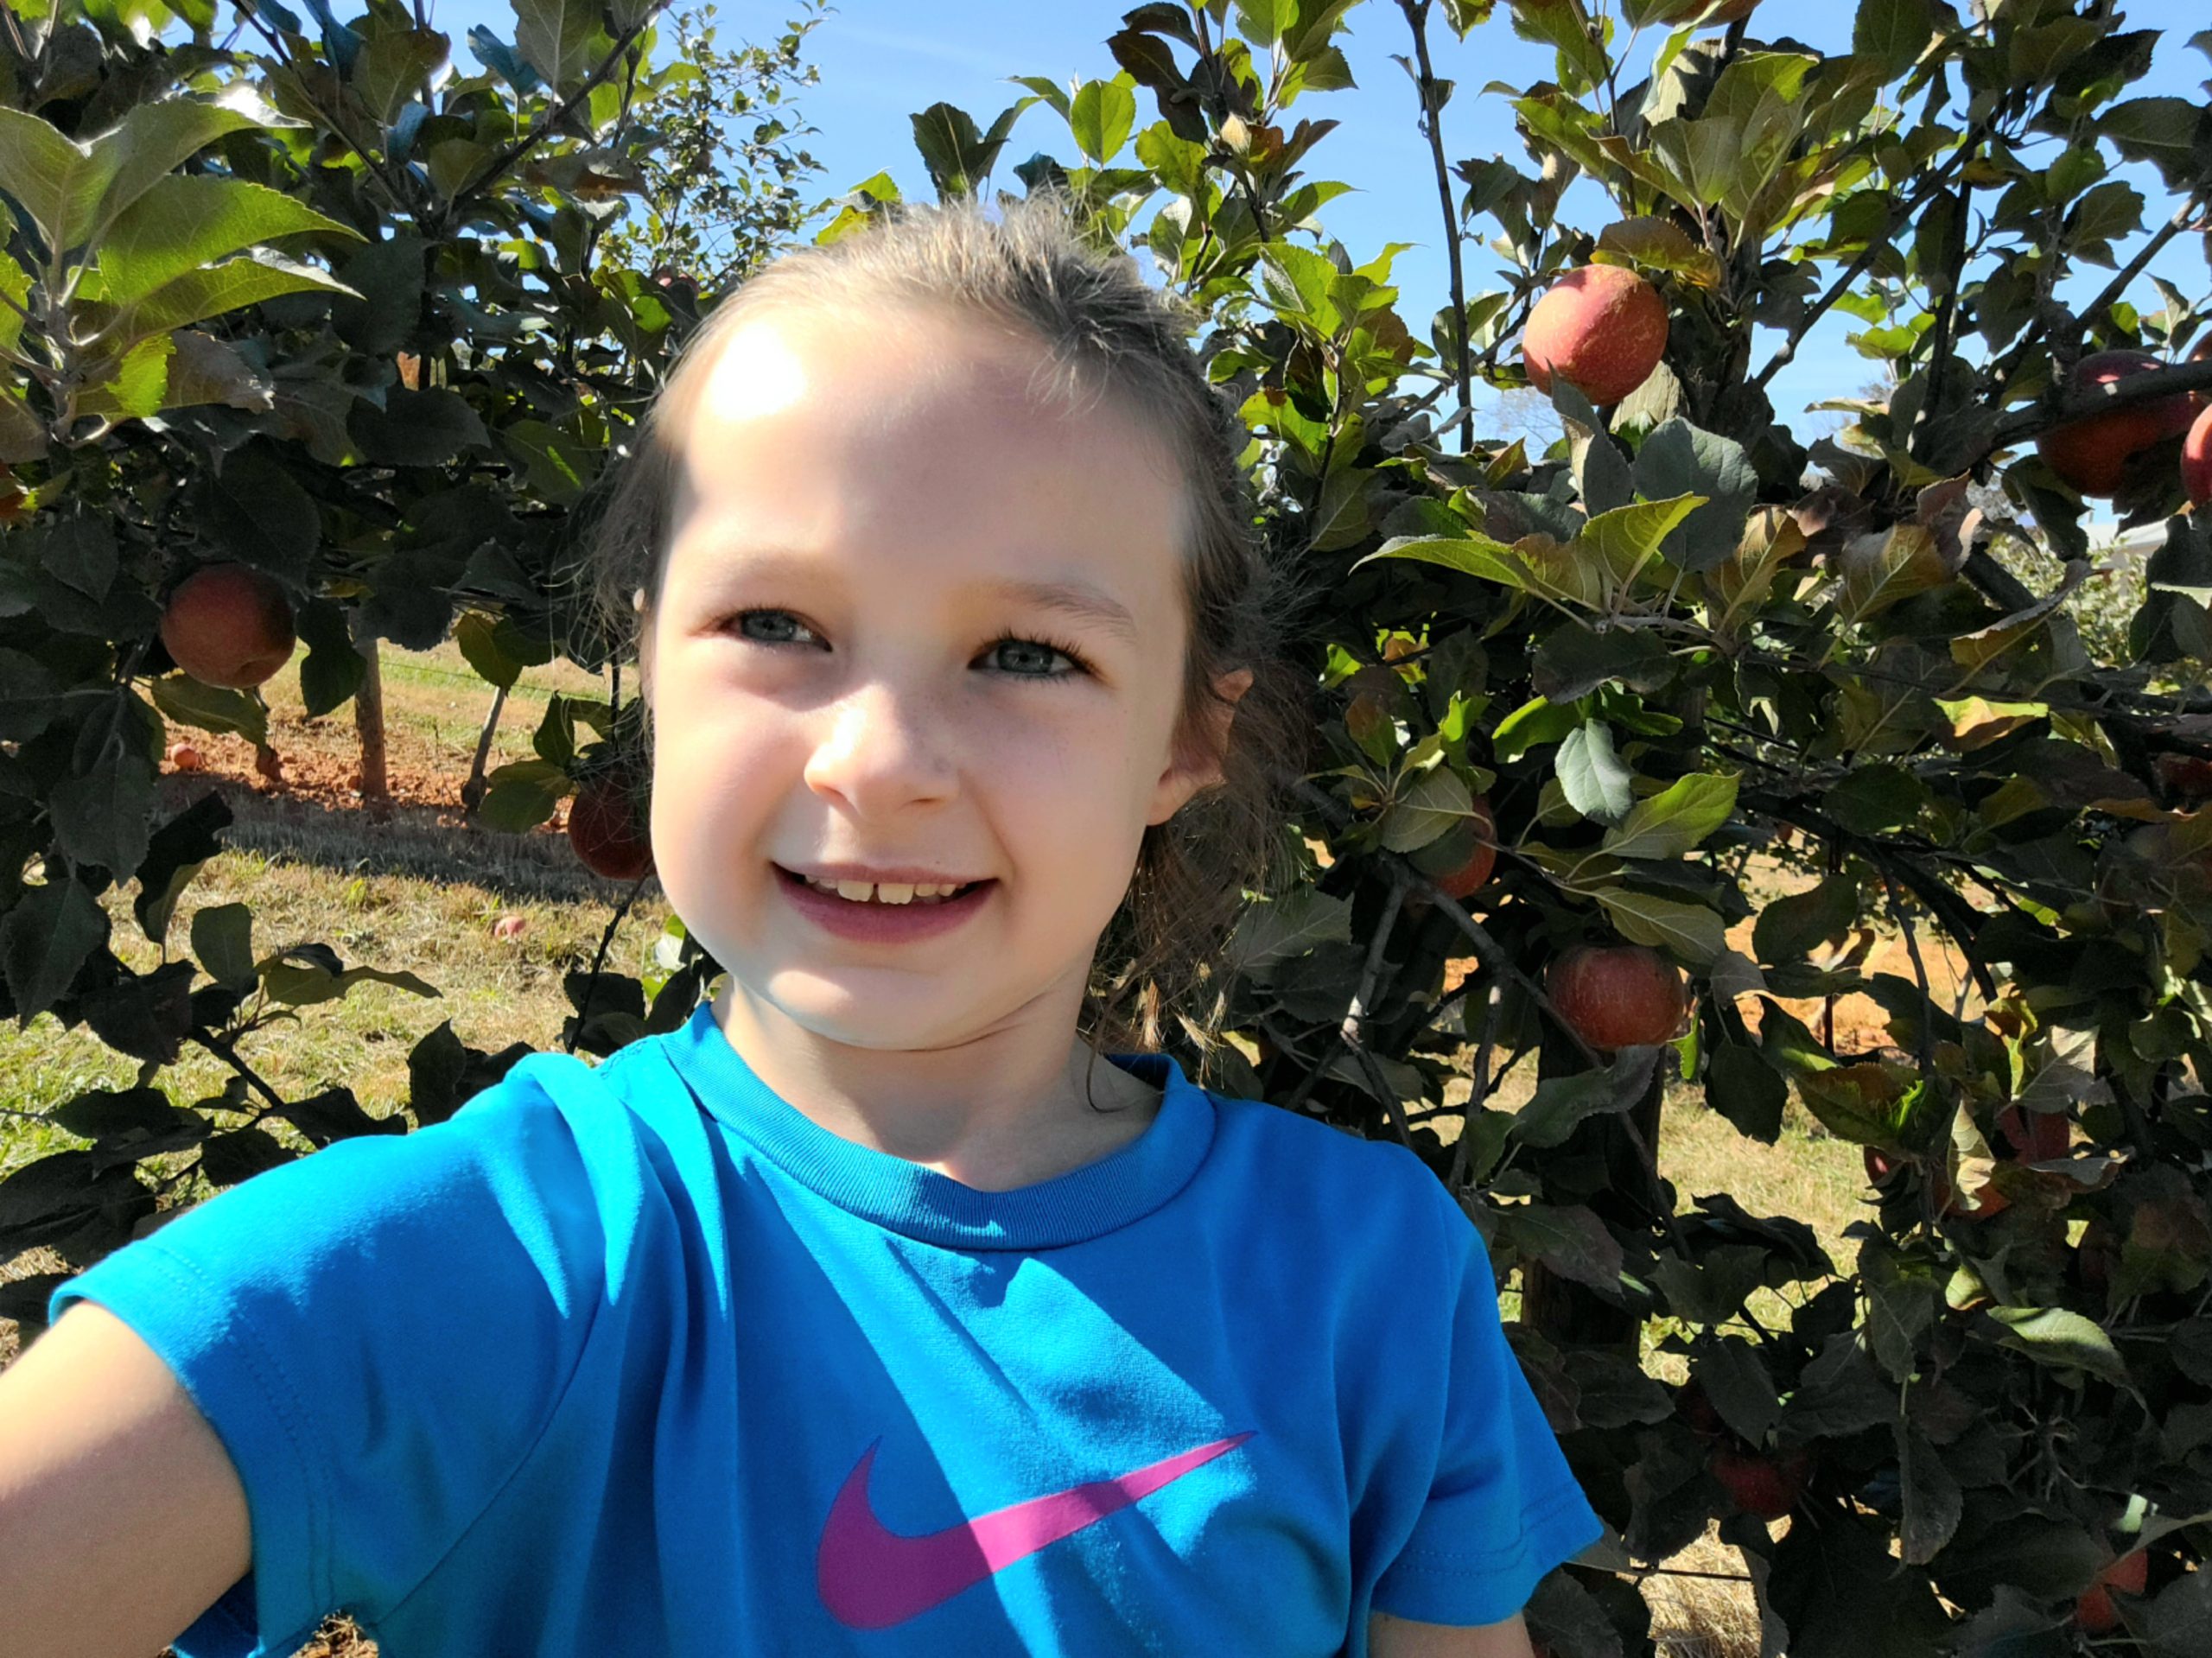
[817,1431,1255,1629]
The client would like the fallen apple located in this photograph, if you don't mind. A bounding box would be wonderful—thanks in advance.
[166,740,203,772]
[493,914,528,941]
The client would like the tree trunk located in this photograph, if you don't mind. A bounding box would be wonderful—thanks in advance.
[461,682,507,816]
[1519,1030,1670,1359]
[353,635,391,822]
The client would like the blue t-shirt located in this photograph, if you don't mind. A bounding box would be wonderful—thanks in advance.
[48,1001,1602,1656]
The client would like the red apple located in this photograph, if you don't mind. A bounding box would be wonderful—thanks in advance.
[1433,797,1498,901]
[159,563,297,689]
[2075,1549,2147,1633]
[2183,402,2212,507]
[1710,1445,1809,1520]
[1522,265,1669,408]
[1997,1103,2070,1163]
[1547,943,1690,1051]
[2156,752,2212,802]
[568,773,654,881]
[2035,350,2196,498]
[166,740,202,772]
[492,914,528,941]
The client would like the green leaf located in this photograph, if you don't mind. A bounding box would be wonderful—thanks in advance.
[1752,875,1859,965]
[1227,886,1351,972]
[1491,695,1583,763]
[1381,765,1475,854]
[0,875,108,1021]
[1602,772,1738,861]
[200,444,321,576]
[1577,493,1705,590]
[1503,1202,1624,1292]
[148,673,269,744]
[1694,1334,1781,1445]
[1557,720,1633,823]
[1069,74,1137,164]
[1596,886,1726,966]
[0,106,92,254]
[348,386,489,467]
[1986,1305,2130,1388]
[1852,0,1939,80]
[1530,622,1670,703]
[1257,242,1340,326]
[1706,1044,1784,1142]
[86,99,265,251]
[0,391,42,463]
[92,252,355,355]
[1513,1046,1660,1147]
[353,23,449,125]
[162,329,275,413]
[295,596,365,717]
[1836,524,1953,623]
[191,901,257,991]
[0,249,31,356]
[479,758,569,831]
[513,0,595,89]
[48,747,155,875]
[1233,0,1289,48]
[454,609,524,690]
[1630,418,1757,574]
[74,332,172,422]
[2099,97,2208,189]
[1354,531,1533,596]
[91,177,354,311]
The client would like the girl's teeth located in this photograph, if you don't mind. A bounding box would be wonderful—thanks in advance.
[804,875,968,905]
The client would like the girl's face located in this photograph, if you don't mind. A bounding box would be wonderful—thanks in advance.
[639,300,1245,1056]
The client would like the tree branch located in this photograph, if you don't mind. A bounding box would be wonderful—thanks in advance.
[432,3,672,231]
[1397,0,1471,448]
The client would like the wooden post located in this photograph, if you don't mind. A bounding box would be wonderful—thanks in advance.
[461,682,508,816]
[354,634,391,822]
[1519,1025,1669,1358]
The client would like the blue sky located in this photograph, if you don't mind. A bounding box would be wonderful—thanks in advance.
[418,0,2209,455]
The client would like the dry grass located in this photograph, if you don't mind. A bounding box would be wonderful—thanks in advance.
[0,641,1897,1658]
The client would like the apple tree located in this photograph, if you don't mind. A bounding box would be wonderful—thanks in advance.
[7,0,2212,1651]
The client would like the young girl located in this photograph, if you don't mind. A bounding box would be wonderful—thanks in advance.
[3,194,1603,1657]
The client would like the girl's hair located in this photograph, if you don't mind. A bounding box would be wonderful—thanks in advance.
[577,190,1319,1090]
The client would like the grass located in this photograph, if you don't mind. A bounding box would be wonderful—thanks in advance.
[0,639,1887,1657]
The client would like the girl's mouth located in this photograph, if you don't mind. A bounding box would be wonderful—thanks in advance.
[772,866,995,943]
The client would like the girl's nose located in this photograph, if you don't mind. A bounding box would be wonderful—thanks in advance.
[801,677,959,813]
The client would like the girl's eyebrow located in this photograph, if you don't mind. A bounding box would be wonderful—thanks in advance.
[699,548,1143,648]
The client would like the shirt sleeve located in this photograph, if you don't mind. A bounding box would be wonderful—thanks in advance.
[43,1056,611,1658]
[1370,1185,1605,1627]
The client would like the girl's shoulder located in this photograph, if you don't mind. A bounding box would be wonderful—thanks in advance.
[1198,1084,1449,1220]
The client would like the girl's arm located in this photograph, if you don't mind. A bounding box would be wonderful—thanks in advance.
[0,1300,251,1658]
[1370,1607,1539,1657]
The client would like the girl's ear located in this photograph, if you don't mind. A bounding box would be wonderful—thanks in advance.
[1147,666,1254,825]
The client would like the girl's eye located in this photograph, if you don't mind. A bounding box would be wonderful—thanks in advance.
[732,610,821,648]
[982,635,1090,679]
[724,611,1091,681]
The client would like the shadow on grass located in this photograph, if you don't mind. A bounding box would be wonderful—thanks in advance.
[156,772,654,909]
